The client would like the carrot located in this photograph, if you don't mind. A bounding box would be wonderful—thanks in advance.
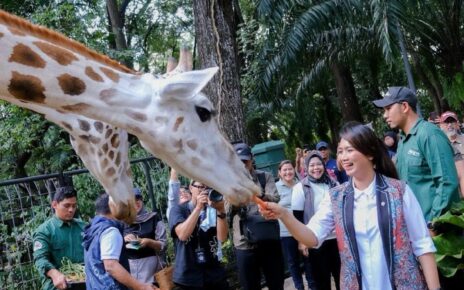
[252,195,267,209]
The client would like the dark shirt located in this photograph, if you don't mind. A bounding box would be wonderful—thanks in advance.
[326,159,348,184]
[169,202,226,287]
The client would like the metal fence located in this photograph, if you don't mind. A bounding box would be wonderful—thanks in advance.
[0,156,170,290]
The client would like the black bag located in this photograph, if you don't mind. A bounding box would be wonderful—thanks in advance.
[243,213,280,243]
[242,171,280,243]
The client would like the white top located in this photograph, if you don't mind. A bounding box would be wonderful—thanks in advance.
[307,177,436,290]
[166,180,180,220]
[292,181,335,239]
[291,181,328,212]
[100,227,123,260]
[276,180,294,237]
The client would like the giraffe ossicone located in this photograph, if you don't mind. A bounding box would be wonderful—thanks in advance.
[0,10,260,210]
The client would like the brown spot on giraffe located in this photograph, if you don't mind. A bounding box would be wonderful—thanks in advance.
[186,140,198,151]
[115,152,121,166]
[173,139,184,154]
[127,125,143,135]
[77,144,88,155]
[62,122,73,131]
[102,143,109,153]
[8,71,46,103]
[34,41,78,65]
[8,27,26,36]
[79,135,90,142]
[57,74,86,95]
[85,66,104,82]
[111,134,120,148]
[78,119,90,132]
[192,157,201,167]
[100,88,117,104]
[124,109,147,122]
[173,117,184,132]
[105,129,113,139]
[109,150,115,160]
[94,121,103,133]
[0,32,4,38]
[100,67,120,83]
[61,103,91,112]
[102,158,109,168]
[98,150,103,157]
[9,43,46,68]
[106,167,116,177]
[89,136,101,144]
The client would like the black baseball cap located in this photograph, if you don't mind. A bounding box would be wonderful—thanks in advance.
[133,188,142,199]
[233,142,252,161]
[373,86,417,108]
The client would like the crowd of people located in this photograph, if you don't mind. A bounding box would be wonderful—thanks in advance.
[32,86,462,290]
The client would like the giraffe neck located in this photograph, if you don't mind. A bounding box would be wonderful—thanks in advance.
[0,15,153,136]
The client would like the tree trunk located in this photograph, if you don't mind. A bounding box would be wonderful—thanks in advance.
[330,62,363,122]
[193,0,245,142]
[106,0,133,68]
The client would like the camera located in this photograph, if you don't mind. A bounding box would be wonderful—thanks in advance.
[207,189,223,202]
[195,248,207,264]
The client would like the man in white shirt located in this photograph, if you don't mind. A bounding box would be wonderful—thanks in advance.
[83,194,156,290]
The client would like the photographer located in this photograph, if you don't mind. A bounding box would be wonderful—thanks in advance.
[169,180,229,290]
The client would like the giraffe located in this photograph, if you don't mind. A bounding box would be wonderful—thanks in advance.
[0,10,260,212]
[1,51,188,224]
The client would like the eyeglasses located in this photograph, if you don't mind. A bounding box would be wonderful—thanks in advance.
[191,184,207,190]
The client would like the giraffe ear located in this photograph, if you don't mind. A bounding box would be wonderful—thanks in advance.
[158,67,218,100]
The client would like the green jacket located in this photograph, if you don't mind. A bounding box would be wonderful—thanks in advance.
[33,215,85,290]
[396,118,460,221]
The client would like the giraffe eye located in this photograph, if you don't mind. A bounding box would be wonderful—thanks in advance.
[195,106,214,122]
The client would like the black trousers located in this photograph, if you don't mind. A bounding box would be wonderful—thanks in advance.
[307,238,341,290]
[235,240,285,290]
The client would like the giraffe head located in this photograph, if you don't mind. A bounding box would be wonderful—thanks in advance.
[139,68,260,204]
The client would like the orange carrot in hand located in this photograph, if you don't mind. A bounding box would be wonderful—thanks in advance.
[252,195,267,209]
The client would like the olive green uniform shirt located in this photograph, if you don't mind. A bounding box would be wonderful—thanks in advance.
[33,215,85,290]
[396,118,460,221]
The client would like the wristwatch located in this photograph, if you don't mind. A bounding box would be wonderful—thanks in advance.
[217,212,226,219]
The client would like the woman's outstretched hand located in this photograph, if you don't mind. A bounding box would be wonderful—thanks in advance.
[258,201,287,220]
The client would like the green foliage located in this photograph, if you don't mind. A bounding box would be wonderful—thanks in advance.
[432,201,464,277]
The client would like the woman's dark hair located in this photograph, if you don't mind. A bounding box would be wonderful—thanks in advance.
[278,160,293,170]
[339,122,398,179]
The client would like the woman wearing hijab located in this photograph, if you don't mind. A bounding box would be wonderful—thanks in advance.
[261,122,440,290]
[291,151,341,290]
[383,131,398,159]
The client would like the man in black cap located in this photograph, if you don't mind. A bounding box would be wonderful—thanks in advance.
[229,142,284,290]
[373,87,459,227]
